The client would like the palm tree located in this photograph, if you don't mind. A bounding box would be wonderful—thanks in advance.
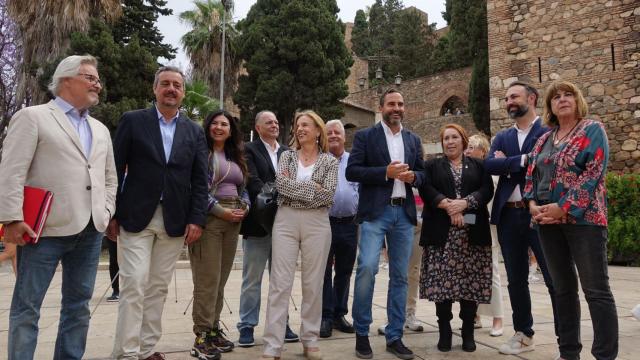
[7,0,122,105]
[180,0,240,104]
[182,80,220,124]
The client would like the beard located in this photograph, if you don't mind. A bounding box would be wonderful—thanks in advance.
[508,103,528,119]
[382,111,403,126]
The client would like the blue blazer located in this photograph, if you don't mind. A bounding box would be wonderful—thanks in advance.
[346,122,425,225]
[113,106,209,237]
[484,119,549,224]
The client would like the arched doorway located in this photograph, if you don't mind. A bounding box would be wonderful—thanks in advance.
[440,96,466,116]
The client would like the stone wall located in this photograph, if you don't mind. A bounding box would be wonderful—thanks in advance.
[344,67,473,123]
[487,0,640,172]
[343,67,477,154]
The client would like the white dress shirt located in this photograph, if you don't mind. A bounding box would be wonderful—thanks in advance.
[507,117,539,202]
[261,138,280,171]
[381,121,406,199]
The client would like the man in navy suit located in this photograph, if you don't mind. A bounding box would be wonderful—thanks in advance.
[485,81,557,355]
[108,66,209,360]
[347,89,424,360]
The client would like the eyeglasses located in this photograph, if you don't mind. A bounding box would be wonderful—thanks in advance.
[77,73,102,86]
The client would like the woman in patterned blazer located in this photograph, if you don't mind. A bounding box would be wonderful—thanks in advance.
[262,110,338,360]
[523,80,617,360]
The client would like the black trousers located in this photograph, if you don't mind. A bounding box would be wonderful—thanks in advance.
[538,224,618,360]
[107,237,119,293]
[322,218,357,320]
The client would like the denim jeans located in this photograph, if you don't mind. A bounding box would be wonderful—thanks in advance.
[497,207,558,338]
[8,222,102,360]
[352,205,414,343]
[322,218,358,320]
[538,225,618,360]
[237,234,272,331]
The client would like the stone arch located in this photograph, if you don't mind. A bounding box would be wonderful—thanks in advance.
[344,123,357,129]
[430,80,469,118]
[440,95,466,116]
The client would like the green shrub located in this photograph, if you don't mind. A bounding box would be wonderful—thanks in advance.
[606,173,640,265]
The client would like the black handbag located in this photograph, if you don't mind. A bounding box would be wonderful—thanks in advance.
[255,181,278,232]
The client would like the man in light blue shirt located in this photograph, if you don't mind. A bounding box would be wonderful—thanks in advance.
[53,97,93,157]
[320,119,359,338]
[157,108,178,162]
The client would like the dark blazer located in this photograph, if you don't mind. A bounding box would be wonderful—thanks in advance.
[346,122,425,225]
[240,138,287,237]
[484,119,548,224]
[419,156,494,247]
[113,106,209,237]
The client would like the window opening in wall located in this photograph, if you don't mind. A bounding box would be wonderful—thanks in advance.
[440,96,466,116]
[611,44,616,71]
[538,57,542,82]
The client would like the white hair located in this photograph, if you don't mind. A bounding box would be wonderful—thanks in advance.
[325,119,345,134]
[255,110,276,125]
[48,55,98,96]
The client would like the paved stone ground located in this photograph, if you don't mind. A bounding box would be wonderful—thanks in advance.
[1,262,638,360]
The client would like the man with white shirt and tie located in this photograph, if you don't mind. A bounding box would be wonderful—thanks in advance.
[0,55,117,360]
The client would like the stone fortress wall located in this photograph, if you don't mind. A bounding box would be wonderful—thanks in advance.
[487,0,640,172]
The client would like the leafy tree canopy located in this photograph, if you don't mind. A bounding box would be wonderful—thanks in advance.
[65,19,158,130]
[351,0,436,83]
[112,0,177,60]
[234,0,353,141]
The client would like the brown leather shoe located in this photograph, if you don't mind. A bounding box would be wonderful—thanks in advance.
[143,352,166,360]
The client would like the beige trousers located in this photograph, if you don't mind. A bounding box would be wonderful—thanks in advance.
[112,205,185,359]
[477,225,504,318]
[263,206,331,357]
[189,199,241,333]
[406,222,422,316]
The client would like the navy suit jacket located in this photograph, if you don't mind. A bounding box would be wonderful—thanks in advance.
[346,122,425,225]
[113,106,209,237]
[240,138,287,238]
[484,119,549,224]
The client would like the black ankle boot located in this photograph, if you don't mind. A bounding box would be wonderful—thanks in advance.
[437,320,452,352]
[459,300,477,352]
[435,301,453,352]
[461,321,476,352]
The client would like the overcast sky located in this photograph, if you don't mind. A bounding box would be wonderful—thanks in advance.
[157,0,447,68]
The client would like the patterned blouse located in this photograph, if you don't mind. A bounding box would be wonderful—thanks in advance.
[276,150,338,209]
[523,119,609,226]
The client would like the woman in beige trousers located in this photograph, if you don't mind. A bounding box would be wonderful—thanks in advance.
[262,110,338,360]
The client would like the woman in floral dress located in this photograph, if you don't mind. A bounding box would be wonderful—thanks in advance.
[418,123,494,353]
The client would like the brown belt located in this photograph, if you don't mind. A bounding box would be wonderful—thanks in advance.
[505,200,526,208]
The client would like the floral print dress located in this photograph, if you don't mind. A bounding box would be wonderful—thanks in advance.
[419,161,492,303]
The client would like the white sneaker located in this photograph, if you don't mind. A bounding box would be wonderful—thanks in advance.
[499,331,535,354]
[632,304,640,320]
[377,323,387,335]
[404,314,424,332]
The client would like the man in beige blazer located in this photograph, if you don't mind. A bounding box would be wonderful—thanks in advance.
[0,55,117,360]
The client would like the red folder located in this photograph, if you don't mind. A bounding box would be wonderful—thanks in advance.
[0,186,53,244]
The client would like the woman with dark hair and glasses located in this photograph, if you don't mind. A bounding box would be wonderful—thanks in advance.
[188,110,250,360]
